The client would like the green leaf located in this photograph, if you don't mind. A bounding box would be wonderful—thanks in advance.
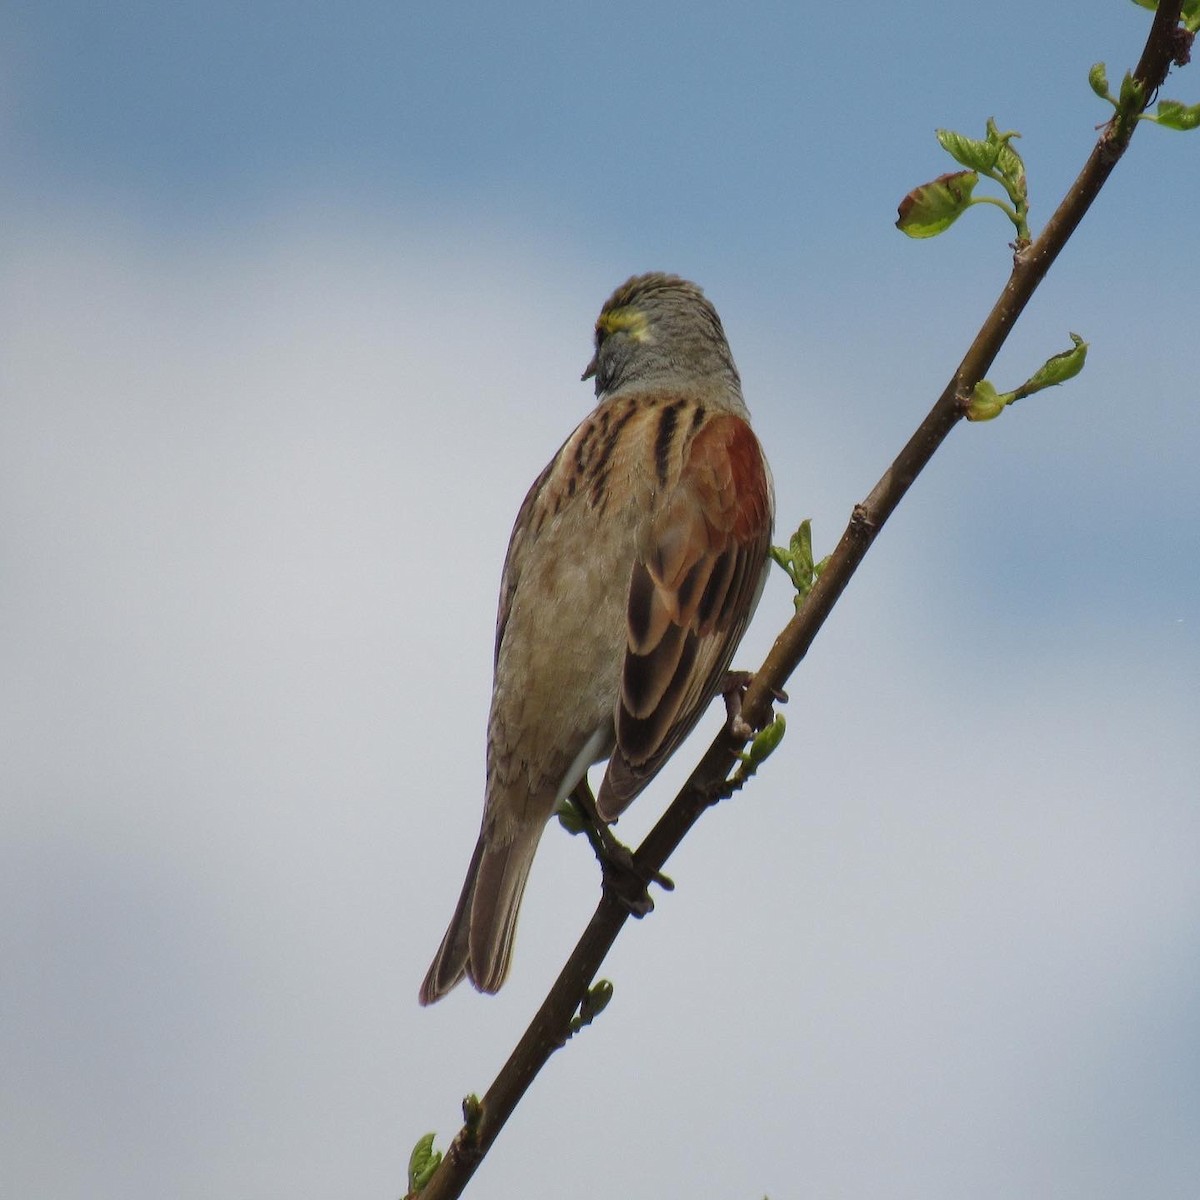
[1118,69,1146,112]
[462,1093,483,1132]
[1089,61,1113,102]
[1154,98,1200,129]
[743,713,787,767]
[587,978,614,1015]
[569,979,615,1037]
[937,119,1024,181]
[1024,332,1088,391]
[789,520,815,578]
[895,170,978,238]
[936,128,1000,172]
[580,979,613,1022]
[965,380,1006,422]
[969,334,1089,421]
[730,713,788,788]
[408,1133,443,1194]
[985,117,1025,188]
[771,519,826,610]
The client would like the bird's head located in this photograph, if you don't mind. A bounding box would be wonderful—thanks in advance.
[582,272,741,399]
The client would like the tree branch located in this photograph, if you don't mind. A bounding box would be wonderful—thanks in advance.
[414,6,1188,1196]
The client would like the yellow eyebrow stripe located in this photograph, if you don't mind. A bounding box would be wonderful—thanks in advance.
[596,305,651,340]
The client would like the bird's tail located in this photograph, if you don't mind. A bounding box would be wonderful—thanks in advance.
[418,821,541,1005]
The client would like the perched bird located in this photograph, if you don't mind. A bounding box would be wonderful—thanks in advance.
[419,273,774,1004]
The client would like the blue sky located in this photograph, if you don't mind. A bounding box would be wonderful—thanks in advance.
[3,4,1199,1198]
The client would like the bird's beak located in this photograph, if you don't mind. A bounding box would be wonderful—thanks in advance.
[581,354,598,382]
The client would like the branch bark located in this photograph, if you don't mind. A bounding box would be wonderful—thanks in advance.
[415,6,1188,1196]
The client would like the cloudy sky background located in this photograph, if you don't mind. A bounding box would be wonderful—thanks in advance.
[3,3,1198,1197]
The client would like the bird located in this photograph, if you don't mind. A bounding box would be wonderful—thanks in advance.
[419,272,774,1004]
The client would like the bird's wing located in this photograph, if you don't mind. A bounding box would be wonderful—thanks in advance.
[597,411,773,821]
[493,455,558,668]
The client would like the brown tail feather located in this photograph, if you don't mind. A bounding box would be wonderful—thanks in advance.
[418,823,541,1004]
[418,835,483,1004]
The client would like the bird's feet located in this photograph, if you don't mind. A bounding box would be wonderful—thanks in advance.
[599,840,658,917]
[568,780,673,917]
[720,670,788,741]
